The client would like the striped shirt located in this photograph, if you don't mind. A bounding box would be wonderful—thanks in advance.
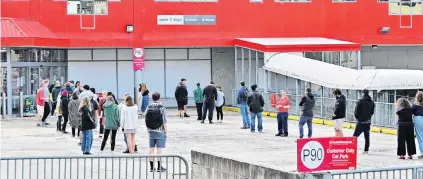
[145,102,167,132]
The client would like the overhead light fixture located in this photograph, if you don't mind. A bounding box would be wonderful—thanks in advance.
[380,26,390,34]
[126,25,134,33]
[371,45,378,49]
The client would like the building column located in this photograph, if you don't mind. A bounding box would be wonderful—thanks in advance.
[6,47,12,116]
[234,46,237,89]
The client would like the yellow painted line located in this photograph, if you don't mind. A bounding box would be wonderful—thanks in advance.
[223,107,397,135]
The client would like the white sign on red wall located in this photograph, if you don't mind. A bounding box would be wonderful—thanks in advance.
[133,47,145,71]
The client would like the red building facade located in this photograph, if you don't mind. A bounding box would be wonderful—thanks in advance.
[2,0,423,47]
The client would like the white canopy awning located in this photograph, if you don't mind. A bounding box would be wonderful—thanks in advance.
[263,53,423,91]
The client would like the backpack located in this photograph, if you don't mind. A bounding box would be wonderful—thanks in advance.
[242,88,250,101]
[145,104,164,130]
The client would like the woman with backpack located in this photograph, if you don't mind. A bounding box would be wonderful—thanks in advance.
[69,92,82,144]
[120,96,138,154]
[100,96,120,154]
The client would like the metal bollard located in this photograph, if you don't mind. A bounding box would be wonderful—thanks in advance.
[20,92,24,118]
[2,93,6,119]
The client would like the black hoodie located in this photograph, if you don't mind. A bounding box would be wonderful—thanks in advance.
[333,95,346,120]
[60,95,70,115]
[299,92,315,117]
[52,86,62,102]
[354,95,375,123]
[174,84,188,102]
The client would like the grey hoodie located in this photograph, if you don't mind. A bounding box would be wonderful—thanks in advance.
[79,90,97,101]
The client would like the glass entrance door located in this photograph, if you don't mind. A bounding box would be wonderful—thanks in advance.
[29,68,40,95]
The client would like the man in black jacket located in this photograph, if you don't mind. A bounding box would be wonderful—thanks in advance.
[353,89,375,154]
[202,81,217,124]
[332,88,346,137]
[247,84,264,133]
[299,88,315,138]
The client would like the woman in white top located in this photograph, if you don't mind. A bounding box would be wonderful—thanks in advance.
[120,96,139,154]
[215,86,225,123]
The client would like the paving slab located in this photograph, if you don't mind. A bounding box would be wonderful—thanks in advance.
[1,109,422,177]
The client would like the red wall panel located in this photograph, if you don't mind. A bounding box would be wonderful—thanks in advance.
[2,0,422,47]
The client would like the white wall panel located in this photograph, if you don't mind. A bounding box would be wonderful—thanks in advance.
[68,62,117,95]
[189,48,211,59]
[145,49,165,60]
[142,61,165,96]
[165,60,211,99]
[93,49,116,61]
[118,49,132,60]
[68,50,92,61]
[165,49,187,59]
[117,61,135,98]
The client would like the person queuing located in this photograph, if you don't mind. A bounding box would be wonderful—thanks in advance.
[139,83,150,115]
[247,84,265,133]
[413,91,423,159]
[180,79,190,118]
[353,89,375,154]
[395,98,417,159]
[64,82,74,95]
[36,81,46,127]
[119,93,136,153]
[51,81,62,117]
[59,90,70,133]
[73,81,83,96]
[69,92,82,145]
[175,80,188,118]
[193,83,203,121]
[98,91,109,138]
[120,96,139,154]
[298,88,315,139]
[215,86,225,123]
[145,92,168,172]
[79,96,95,155]
[100,96,120,155]
[332,89,346,137]
[237,81,250,129]
[275,90,290,137]
[41,79,51,126]
[202,81,217,124]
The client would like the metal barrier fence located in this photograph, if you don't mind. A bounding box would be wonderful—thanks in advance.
[317,165,423,179]
[232,90,397,129]
[0,155,189,179]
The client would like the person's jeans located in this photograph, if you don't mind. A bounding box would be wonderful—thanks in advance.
[353,123,371,152]
[277,112,289,135]
[299,115,313,138]
[141,96,149,113]
[195,103,203,120]
[202,102,214,122]
[250,112,263,132]
[239,104,250,127]
[41,102,50,122]
[414,116,423,155]
[123,133,128,150]
[61,113,69,132]
[56,116,62,131]
[81,130,93,153]
[101,129,117,151]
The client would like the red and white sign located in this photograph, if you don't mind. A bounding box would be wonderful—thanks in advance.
[271,93,277,108]
[133,47,145,71]
[297,137,357,173]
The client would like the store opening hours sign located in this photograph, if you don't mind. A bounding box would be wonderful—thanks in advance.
[297,137,357,173]
[133,47,145,71]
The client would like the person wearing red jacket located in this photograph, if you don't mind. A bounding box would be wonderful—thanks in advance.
[275,91,290,137]
[36,81,46,127]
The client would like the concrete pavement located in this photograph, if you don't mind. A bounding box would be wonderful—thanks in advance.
[1,109,422,176]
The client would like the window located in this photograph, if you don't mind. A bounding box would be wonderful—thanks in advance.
[275,0,311,2]
[67,0,108,15]
[384,0,423,15]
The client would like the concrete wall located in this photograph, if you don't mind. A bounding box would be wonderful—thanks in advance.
[191,150,314,179]
[361,45,423,70]
[211,47,236,105]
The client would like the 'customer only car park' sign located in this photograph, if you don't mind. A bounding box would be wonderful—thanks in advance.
[297,137,357,173]
[157,15,216,25]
